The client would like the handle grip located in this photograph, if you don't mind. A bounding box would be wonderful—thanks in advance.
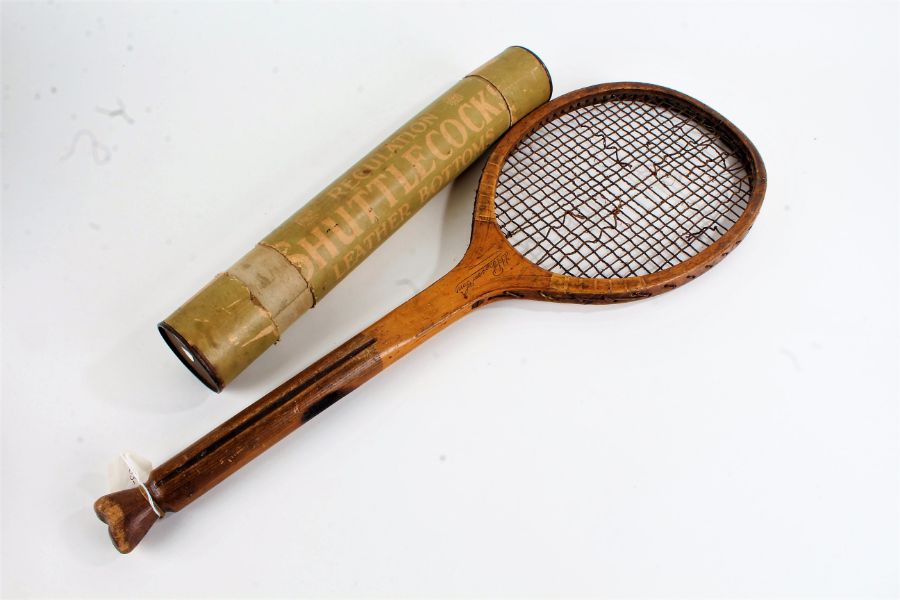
[94,262,488,552]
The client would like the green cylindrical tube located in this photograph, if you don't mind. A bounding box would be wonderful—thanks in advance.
[159,46,552,392]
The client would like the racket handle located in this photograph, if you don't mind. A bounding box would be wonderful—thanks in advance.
[94,263,485,552]
[159,333,381,501]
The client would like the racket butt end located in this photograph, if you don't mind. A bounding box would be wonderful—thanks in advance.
[94,488,159,554]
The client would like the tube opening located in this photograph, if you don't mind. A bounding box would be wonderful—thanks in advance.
[157,322,223,393]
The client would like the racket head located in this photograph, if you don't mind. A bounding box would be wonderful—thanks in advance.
[466,82,767,304]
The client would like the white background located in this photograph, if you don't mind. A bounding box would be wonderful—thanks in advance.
[2,1,898,597]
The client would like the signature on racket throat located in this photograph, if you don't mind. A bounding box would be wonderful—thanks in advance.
[95,83,766,553]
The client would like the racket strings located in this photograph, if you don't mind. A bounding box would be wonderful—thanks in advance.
[494,95,753,279]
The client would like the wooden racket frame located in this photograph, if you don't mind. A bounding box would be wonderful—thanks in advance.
[95,82,766,553]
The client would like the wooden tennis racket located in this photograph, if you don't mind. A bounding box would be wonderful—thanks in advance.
[95,82,767,553]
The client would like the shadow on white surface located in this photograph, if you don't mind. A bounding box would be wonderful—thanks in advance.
[85,322,209,414]
[61,509,119,567]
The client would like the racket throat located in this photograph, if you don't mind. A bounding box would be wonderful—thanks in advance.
[365,265,496,368]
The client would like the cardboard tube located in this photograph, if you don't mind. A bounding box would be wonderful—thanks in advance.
[159,46,552,392]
